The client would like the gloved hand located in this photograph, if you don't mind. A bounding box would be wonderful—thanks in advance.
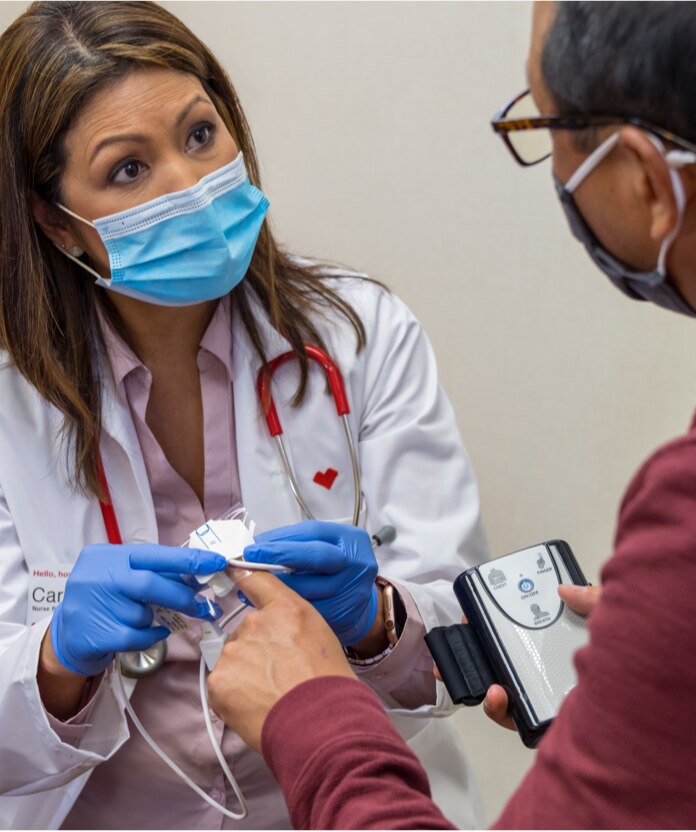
[50,544,227,676]
[243,521,378,646]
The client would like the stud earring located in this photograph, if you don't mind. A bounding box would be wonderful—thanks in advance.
[69,246,84,257]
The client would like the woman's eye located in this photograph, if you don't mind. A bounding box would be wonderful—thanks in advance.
[187,123,215,150]
[110,159,144,184]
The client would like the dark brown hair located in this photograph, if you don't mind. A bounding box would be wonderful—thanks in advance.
[542,2,696,148]
[0,1,371,498]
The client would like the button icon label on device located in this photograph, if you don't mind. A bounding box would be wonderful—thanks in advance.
[518,578,535,594]
[488,568,507,587]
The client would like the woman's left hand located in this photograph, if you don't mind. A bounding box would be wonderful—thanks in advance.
[243,521,379,646]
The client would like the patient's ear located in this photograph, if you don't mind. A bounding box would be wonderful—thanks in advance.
[619,127,683,245]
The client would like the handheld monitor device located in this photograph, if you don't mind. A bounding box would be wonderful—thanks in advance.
[426,540,589,748]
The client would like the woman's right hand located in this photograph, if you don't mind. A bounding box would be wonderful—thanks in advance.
[48,544,227,677]
[482,584,602,731]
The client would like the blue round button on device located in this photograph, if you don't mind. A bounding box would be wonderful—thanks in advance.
[518,578,535,593]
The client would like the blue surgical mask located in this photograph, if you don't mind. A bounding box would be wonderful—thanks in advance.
[56,153,269,306]
[555,132,696,317]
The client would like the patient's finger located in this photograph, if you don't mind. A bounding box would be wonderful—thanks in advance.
[483,684,516,732]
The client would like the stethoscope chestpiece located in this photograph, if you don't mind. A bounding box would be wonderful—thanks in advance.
[118,639,167,678]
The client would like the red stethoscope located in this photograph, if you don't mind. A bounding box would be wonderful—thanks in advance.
[256,344,362,526]
[98,344,361,540]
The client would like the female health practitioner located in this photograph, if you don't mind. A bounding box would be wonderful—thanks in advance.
[0,2,488,829]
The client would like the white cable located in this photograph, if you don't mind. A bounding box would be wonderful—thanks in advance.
[199,655,248,818]
[219,603,247,629]
[114,603,250,822]
[225,558,293,574]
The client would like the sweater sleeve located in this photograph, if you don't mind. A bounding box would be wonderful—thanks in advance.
[261,676,456,830]
[494,431,696,829]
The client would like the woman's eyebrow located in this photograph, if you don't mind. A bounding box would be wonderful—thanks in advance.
[90,132,146,164]
[88,95,214,164]
[175,94,212,127]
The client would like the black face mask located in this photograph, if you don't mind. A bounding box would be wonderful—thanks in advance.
[555,133,696,318]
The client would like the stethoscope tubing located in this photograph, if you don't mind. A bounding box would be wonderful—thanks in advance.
[258,345,362,525]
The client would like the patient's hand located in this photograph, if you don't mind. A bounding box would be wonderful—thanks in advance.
[207,569,355,753]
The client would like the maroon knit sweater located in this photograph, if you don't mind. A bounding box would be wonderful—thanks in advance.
[262,417,696,829]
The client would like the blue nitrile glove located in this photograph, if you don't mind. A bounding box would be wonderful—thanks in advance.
[50,544,227,676]
[243,521,379,646]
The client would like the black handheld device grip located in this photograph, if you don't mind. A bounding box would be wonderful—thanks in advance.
[425,624,497,706]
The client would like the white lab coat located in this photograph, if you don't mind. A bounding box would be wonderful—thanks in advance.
[0,275,489,829]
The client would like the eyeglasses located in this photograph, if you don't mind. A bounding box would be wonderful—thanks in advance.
[491,89,696,167]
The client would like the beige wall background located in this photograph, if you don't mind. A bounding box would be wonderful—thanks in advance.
[3,0,696,825]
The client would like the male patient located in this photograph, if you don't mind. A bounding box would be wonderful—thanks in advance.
[208,3,696,827]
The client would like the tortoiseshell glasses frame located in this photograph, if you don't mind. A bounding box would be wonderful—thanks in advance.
[491,89,696,167]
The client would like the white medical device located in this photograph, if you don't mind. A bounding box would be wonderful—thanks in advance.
[427,540,589,747]
[117,510,291,678]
